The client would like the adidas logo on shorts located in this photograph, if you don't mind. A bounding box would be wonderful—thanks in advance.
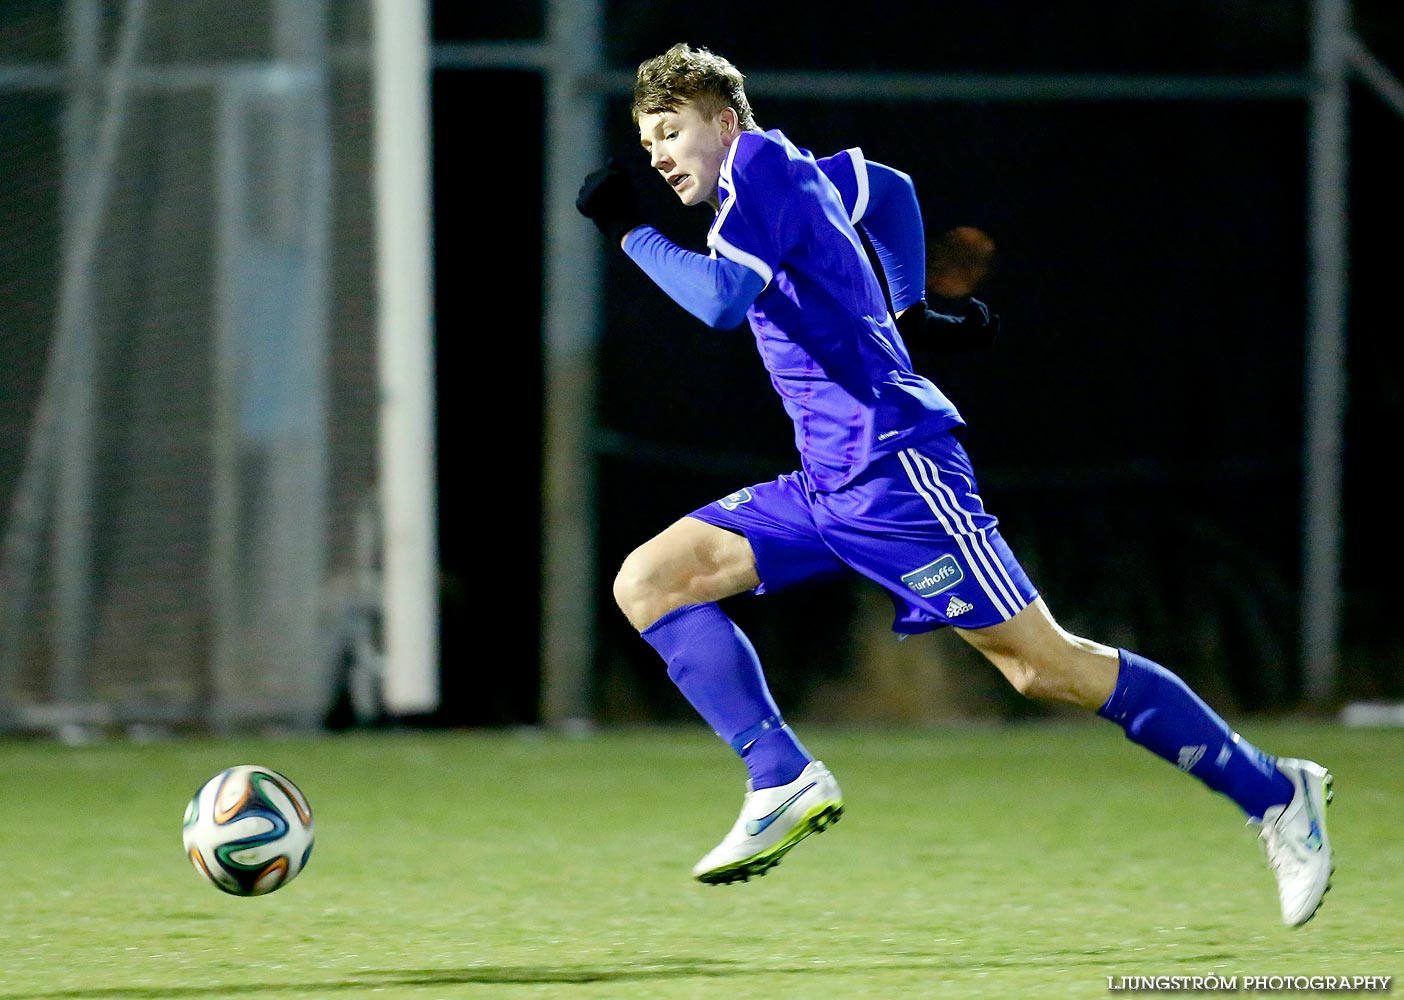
[945,595,974,618]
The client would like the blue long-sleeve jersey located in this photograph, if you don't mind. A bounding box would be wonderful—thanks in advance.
[623,129,963,492]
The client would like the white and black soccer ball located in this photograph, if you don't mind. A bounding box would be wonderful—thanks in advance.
[183,764,315,897]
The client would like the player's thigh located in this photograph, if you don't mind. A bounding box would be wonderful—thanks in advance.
[954,598,1118,706]
[687,477,845,595]
[613,515,761,628]
[952,597,1065,663]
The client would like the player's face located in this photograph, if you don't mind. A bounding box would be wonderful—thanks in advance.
[638,103,738,209]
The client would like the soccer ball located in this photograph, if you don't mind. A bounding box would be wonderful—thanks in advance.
[183,764,315,897]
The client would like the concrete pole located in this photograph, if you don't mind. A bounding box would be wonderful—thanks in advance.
[371,0,439,714]
[539,0,604,728]
[1300,0,1350,705]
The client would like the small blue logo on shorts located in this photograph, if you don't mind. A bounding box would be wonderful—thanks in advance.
[902,555,965,597]
[719,488,754,511]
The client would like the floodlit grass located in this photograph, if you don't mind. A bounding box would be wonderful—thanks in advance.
[1,721,1400,999]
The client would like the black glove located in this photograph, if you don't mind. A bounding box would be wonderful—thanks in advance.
[576,157,645,246]
[897,296,1001,357]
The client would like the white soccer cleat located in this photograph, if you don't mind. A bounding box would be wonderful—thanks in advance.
[692,759,844,885]
[1253,757,1334,927]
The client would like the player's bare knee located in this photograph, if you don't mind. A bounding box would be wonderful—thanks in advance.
[612,550,659,629]
[984,651,1077,704]
[1004,658,1111,709]
[1014,667,1078,705]
[998,660,1049,701]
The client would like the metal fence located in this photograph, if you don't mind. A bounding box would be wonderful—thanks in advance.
[0,1,385,737]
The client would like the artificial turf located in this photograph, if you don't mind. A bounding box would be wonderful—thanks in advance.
[1,721,1399,999]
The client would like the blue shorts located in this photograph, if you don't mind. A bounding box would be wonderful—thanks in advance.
[689,434,1038,634]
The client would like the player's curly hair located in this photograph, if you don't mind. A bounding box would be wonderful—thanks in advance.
[631,43,758,130]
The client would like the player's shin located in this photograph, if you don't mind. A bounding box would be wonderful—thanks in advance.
[642,602,812,789]
[1097,649,1295,820]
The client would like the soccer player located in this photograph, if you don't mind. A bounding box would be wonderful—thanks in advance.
[576,42,1333,927]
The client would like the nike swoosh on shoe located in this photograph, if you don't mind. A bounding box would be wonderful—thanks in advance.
[744,781,817,836]
[1304,795,1325,852]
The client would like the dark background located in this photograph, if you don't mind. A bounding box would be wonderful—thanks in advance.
[431,2,1403,727]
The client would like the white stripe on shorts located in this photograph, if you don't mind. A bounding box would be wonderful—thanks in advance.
[898,447,1027,620]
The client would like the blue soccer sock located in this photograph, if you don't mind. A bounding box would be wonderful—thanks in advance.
[642,602,812,789]
[1097,649,1295,820]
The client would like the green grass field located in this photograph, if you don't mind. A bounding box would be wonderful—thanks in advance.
[1,721,1400,999]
